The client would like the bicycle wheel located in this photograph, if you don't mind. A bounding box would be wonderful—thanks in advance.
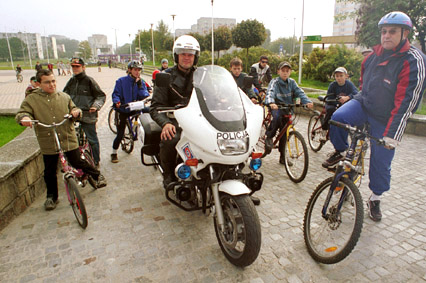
[303,177,363,264]
[282,130,309,183]
[307,113,326,152]
[254,120,269,157]
[121,121,134,153]
[108,108,118,134]
[66,177,88,229]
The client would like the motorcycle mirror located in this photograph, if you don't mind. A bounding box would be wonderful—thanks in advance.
[155,73,171,87]
[243,76,253,89]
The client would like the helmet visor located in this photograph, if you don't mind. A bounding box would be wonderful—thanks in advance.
[175,48,197,55]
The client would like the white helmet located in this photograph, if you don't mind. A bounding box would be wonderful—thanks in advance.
[173,35,200,65]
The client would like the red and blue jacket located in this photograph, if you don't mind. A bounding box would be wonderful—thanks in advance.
[355,39,426,141]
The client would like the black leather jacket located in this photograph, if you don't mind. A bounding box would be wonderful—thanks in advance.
[149,65,195,127]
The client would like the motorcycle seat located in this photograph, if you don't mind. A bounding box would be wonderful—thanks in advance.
[140,113,162,156]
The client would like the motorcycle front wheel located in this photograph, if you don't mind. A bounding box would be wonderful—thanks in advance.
[214,193,261,267]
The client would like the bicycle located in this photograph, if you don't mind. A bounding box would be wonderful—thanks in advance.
[74,121,95,169]
[303,120,385,264]
[117,100,150,154]
[108,105,119,134]
[16,71,23,83]
[307,94,341,152]
[29,115,90,229]
[255,102,309,183]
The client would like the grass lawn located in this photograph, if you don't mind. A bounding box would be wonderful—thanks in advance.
[0,116,26,148]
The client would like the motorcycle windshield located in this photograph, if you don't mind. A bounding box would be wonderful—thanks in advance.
[193,65,246,132]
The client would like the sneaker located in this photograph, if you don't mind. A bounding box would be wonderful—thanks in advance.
[96,174,107,189]
[367,199,382,222]
[111,154,118,163]
[87,175,97,189]
[44,198,59,211]
[280,155,293,166]
[265,137,273,154]
[322,150,344,168]
[250,196,260,206]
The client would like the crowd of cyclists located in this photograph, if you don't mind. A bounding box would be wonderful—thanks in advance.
[16,11,426,223]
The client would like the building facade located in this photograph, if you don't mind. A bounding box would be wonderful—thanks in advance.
[0,32,44,59]
[332,1,360,48]
[175,17,236,37]
[88,34,113,58]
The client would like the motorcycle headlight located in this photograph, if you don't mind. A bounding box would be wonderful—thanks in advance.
[175,163,192,180]
[249,158,262,171]
[217,138,249,155]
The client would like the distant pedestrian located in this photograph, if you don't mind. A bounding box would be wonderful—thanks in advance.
[57,61,61,76]
[35,61,43,72]
[47,62,53,72]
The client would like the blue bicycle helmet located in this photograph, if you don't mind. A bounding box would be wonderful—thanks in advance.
[128,60,143,69]
[378,11,412,30]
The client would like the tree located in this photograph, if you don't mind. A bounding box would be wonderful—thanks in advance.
[56,38,79,58]
[232,19,267,72]
[78,40,92,60]
[0,37,27,61]
[337,0,426,52]
[205,26,233,62]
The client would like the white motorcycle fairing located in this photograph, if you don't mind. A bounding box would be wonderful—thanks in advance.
[174,65,263,176]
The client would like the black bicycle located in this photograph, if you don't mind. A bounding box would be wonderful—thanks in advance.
[303,120,385,264]
[307,94,341,152]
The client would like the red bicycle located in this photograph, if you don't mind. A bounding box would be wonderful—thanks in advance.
[255,103,309,183]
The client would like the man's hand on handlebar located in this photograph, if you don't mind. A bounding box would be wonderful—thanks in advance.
[161,123,176,141]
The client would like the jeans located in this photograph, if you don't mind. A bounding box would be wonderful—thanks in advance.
[265,109,289,139]
[81,122,100,164]
[112,112,131,150]
[43,148,100,201]
[330,99,395,195]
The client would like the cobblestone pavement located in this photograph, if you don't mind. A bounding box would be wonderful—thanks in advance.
[1,68,425,282]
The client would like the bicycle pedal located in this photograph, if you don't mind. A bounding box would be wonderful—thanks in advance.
[326,166,336,173]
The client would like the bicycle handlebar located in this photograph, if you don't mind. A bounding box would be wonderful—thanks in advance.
[329,120,386,146]
[28,114,72,128]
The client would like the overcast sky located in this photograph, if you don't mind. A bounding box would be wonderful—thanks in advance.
[1,0,336,47]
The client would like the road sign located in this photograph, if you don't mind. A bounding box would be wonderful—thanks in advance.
[304,35,322,43]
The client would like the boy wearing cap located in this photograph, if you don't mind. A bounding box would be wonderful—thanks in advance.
[264,62,313,162]
[63,57,106,169]
[322,67,358,130]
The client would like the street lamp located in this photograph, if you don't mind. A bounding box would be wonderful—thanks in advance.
[151,23,155,66]
[138,30,141,59]
[129,34,132,60]
[211,0,214,65]
[171,14,176,43]
[112,28,118,55]
[298,0,305,84]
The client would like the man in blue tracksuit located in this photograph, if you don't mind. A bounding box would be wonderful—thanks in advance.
[111,60,149,163]
[323,12,426,221]
[265,61,313,163]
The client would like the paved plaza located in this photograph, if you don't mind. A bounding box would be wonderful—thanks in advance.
[0,67,425,282]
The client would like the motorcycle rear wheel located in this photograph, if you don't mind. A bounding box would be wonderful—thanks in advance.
[214,193,261,267]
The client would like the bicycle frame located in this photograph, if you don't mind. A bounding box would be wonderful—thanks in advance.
[320,123,371,218]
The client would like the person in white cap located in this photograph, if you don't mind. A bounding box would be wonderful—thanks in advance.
[321,66,358,131]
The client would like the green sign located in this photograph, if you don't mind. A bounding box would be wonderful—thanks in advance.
[304,35,322,42]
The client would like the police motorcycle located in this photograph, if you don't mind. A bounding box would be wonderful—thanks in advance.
[139,65,264,267]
